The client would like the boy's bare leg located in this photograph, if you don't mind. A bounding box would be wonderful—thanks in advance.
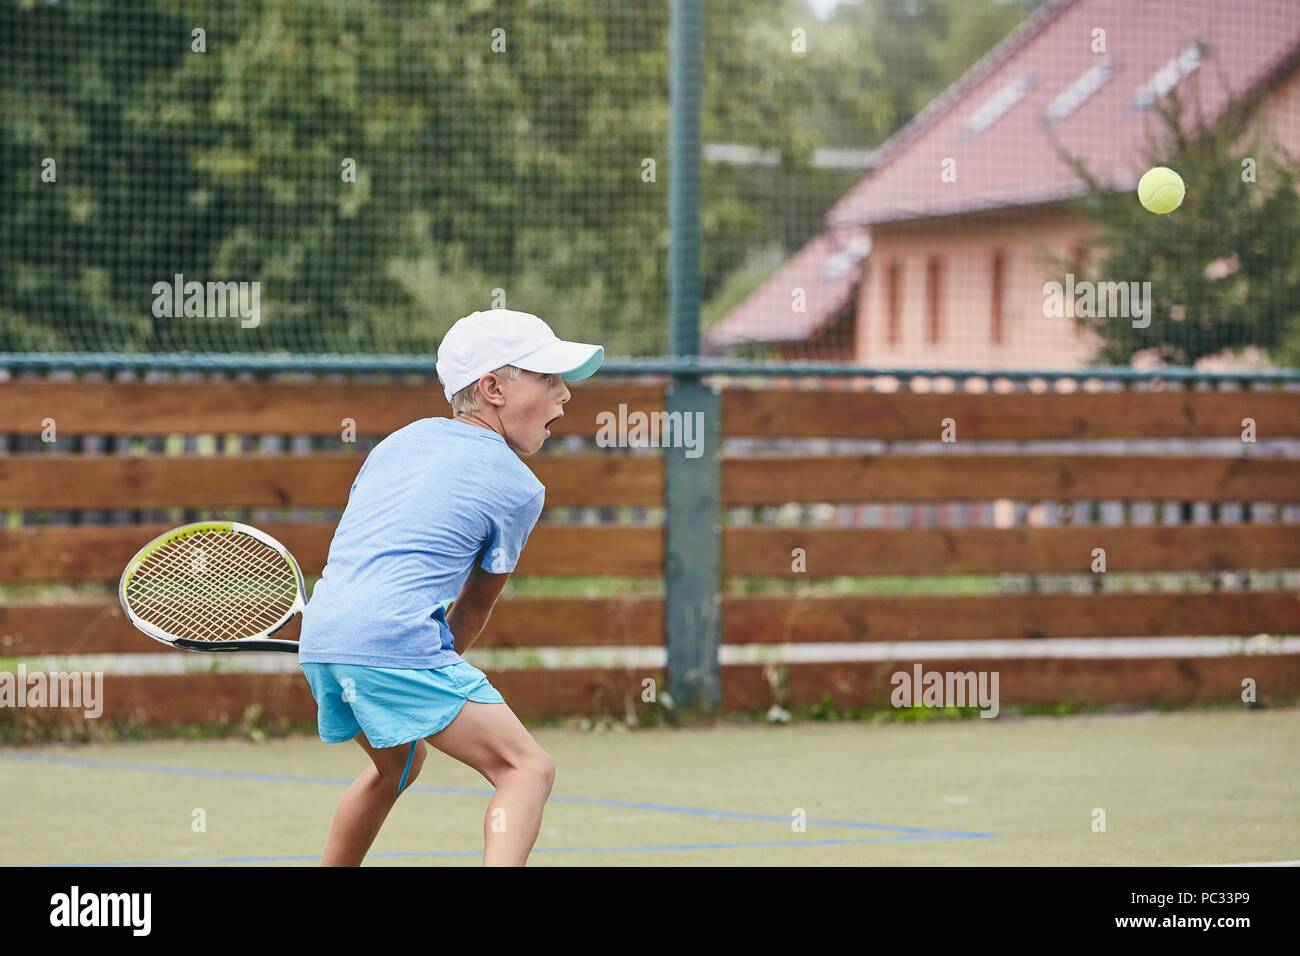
[321,735,427,866]
[426,701,555,866]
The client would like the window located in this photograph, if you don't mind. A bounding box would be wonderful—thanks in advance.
[963,74,1035,138]
[1070,244,1089,338]
[1133,43,1203,110]
[886,261,902,346]
[990,251,1006,345]
[1046,60,1113,125]
[925,256,943,345]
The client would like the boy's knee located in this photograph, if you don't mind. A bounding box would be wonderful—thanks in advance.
[494,750,553,787]
[531,751,556,792]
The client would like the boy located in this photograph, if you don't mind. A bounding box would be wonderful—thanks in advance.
[298,308,603,866]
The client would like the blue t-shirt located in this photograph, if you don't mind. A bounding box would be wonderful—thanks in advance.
[298,417,545,669]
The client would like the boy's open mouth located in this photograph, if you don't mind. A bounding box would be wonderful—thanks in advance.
[544,413,563,434]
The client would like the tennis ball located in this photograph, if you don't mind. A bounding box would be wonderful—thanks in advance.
[1137,166,1185,214]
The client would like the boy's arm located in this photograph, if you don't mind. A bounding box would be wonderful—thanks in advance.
[445,560,511,653]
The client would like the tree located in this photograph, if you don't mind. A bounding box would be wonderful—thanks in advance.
[823,0,1043,135]
[3,0,1064,359]
[1061,86,1300,367]
[1,0,878,358]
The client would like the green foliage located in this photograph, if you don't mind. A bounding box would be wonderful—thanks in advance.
[1063,87,1300,366]
[0,0,1041,359]
[796,691,980,722]
[822,0,1043,135]
[0,709,313,746]
[0,0,846,356]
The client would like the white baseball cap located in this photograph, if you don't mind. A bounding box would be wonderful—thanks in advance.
[435,309,604,403]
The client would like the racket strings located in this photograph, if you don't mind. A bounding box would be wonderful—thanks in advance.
[125,529,299,642]
[128,537,289,641]
[134,536,293,640]
[128,534,294,641]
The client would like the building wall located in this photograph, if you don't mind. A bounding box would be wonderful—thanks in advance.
[1250,58,1300,158]
[854,210,1100,370]
[850,60,1300,372]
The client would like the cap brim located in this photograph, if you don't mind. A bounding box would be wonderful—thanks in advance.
[513,340,604,383]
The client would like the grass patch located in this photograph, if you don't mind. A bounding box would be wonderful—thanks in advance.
[0,707,317,746]
[501,576,664,598]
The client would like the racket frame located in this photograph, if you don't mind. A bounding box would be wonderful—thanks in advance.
[118,521,305,654]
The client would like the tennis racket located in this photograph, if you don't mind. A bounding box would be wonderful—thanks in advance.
[118,521,306,653]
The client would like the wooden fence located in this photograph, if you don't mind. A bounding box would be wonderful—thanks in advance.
[2,375,1299,729]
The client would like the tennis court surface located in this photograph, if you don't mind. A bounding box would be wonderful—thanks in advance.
[4,707,1297,867]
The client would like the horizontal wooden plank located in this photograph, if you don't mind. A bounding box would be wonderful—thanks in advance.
[0,524,342,583]
[722,656,1300,709]
[1,604,147,654]
[0,673,320,727]
[723,525,1300,575]
[513,527,663,576]
[0,668,666,725]
[0,455,361,509]
[0,453,662,509]
[6,656,1297,728]
[722,389,1300,439]
[722,455,1300,504]
[0,381,664,437]
[11,590,1292,658]
[4,521,1293,583]
[492,667,666,719]
[12,381,1293,440]
[1,597,664,655]
[481,597,663,647]
[723,591,1300,642]
[0,524,662,582]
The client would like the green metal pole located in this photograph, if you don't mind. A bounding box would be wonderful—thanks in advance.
[665,0,721,718]
[668,0,701,359]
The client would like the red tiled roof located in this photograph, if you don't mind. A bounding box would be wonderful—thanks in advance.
[705,227,870,348]
[828,0,1300,228]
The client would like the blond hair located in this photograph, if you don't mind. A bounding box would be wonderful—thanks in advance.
[445,364,522,416]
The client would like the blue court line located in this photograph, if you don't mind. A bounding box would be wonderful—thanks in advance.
[47,833,984,867]
[0,749,995,839]
[1,748,999,861]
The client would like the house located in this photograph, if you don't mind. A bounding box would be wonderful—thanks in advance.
[702,228,869,361]
[707,0,1300,370]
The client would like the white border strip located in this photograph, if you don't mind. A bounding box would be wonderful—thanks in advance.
[7,635,1299,676]
[1192,860,1300,867]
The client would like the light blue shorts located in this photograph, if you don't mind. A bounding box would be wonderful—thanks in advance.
[301,661,506,750]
